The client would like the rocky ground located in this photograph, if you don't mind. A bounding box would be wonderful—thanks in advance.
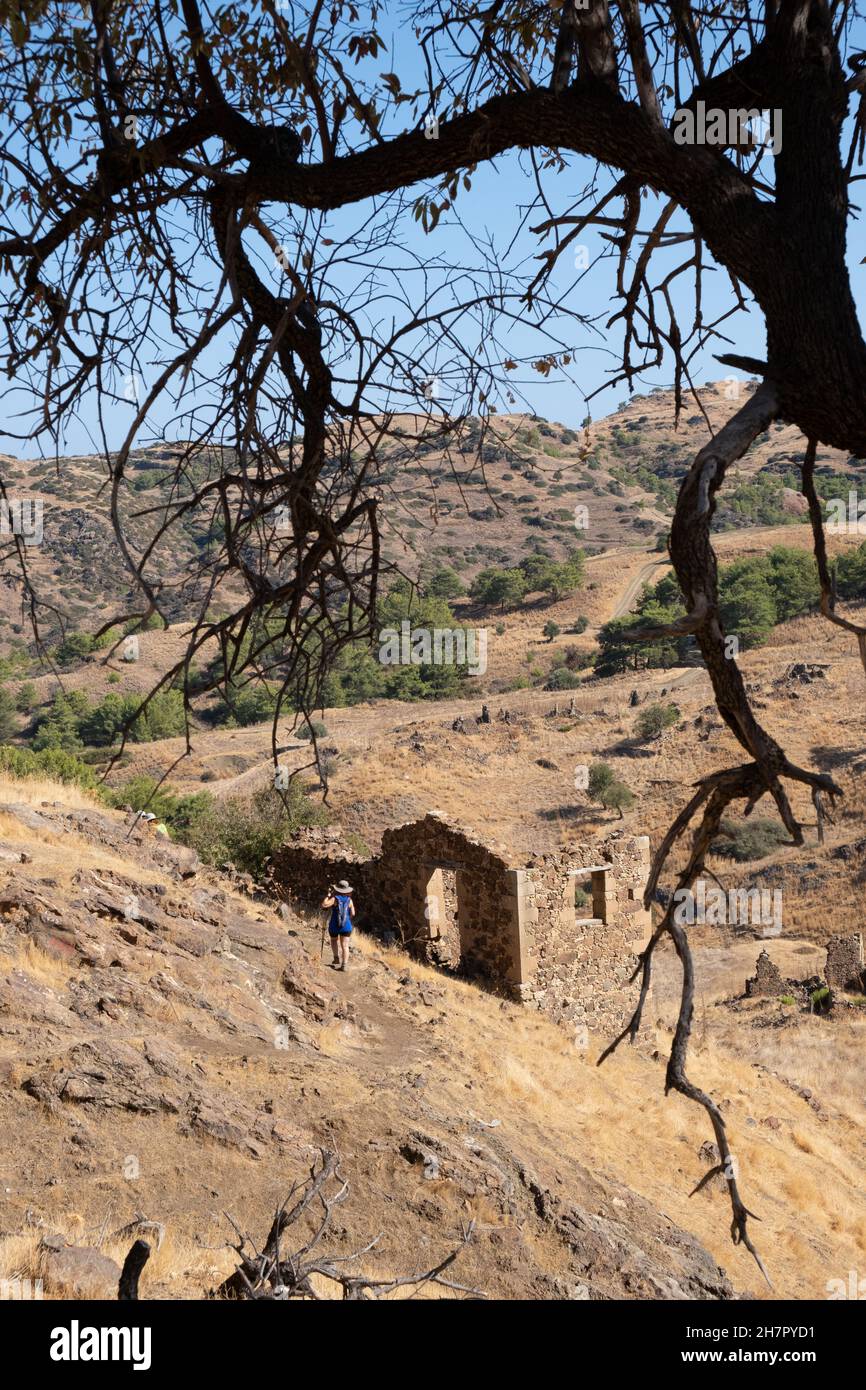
[0,787,863,1301]
[0,792,732,1300]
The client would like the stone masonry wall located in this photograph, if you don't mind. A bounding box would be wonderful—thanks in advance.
[745,949,785,997]
[271,818,653,1033]
[375,816,523,984]
[516,834,652,1032]
[824,932,864,992]
[270,831,373,916]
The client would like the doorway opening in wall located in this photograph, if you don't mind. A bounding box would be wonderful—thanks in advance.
[423,864,462,971]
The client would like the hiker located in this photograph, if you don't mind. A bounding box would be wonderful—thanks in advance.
[321,880,355,971]
[136,810,170,839]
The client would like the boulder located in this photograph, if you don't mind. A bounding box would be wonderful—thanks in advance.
[40,1238,120,1299]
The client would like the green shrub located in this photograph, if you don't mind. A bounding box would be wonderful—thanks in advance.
[588,762,615,799]
[32,687,188,751]
[635,702,680,741]
[712,816,789,862]
[836,540,866,599]
[0,743,98,788]
[14,681,37,714]
[54,632,99,666]
[296,719,328,741]
[79,693,134,747]
[424,566,466,600]
[586,762,634,818]
[470,566,528,610]
[104,775,210,835]
[546,667,582,690]
[0,687,17,740]
[218,683,277,727]
[601,780,635,819]
[809,985,832,1014]
[185,783,325,878]
[32,691,89,752]
[134,690,187,741]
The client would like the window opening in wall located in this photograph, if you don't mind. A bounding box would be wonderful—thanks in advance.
[573,870,595,923]
[569,862,612,925]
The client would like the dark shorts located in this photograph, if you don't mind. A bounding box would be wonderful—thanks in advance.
[328,924,352,937]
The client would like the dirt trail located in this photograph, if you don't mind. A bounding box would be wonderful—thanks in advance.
[590,521,821,628]
[308,922,424,1071]
[608,557,670,620]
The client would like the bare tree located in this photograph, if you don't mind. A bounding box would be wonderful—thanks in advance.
[2,0,866,1278]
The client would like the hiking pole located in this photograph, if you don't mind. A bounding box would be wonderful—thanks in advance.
[320,887,331,960]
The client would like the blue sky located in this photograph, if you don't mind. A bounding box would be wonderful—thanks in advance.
[3,6,866,458]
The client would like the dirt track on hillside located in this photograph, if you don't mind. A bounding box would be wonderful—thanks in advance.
[608,558,670,620]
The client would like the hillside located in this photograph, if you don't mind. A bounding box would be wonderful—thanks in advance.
[0,780,863,1301]
[86,531,866,941]
[2,382,865,1307]
[2,379,864,654]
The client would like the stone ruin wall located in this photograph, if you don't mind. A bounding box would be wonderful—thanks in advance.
[516,835,652,1032]
[745,948,785,997]
[271,835,375,912]
[824,932,864,992]
[373,818,523,984]
[271,816,654,1034]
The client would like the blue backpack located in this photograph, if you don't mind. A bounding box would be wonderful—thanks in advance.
[335,893,351,930]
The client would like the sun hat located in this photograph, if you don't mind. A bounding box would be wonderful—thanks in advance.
[141,812,157,821]
[333,879,353,893]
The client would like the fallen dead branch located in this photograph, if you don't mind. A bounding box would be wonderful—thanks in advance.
[213,1150,482,1301]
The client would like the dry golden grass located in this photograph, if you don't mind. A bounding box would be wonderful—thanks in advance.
[0,1232,41,1288]
[0,780,172,892]
[709,1006,866,1128]
[7,938,82,990]
[0,775,98,811]
[2,842,863,1300]
[0,1223,238,1301]
[335,927,866,1301]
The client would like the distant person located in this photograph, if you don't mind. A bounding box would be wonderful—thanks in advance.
[321,880,355,971]
[137,811,169,839]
